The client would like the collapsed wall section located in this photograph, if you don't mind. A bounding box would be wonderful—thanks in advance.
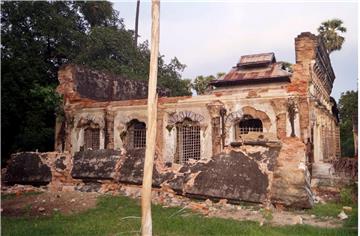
[3,142,312,208]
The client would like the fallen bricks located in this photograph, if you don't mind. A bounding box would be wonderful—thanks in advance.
[2,139,314,208]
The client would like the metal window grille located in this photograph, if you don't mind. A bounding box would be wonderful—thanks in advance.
[176,120,200,164]
[84,128,100,150]
[129,121,146,149]
[132,125,146,148]
[237,118,263,135]
[238,127,263,134]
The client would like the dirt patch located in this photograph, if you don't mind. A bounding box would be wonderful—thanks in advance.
[0,184,347,228]
[2,189,99,217]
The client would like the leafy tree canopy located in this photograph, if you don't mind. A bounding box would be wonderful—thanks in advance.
[338,90,358,157]
[1,1,190,162]
[191,73,225,95]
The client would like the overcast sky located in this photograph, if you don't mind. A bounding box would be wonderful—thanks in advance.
[113,1,358,101]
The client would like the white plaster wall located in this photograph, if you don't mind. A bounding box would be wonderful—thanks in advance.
[67,85,298,161]
[113,107,147,150]
[162,106,213,161]
[224,100,279,144]
[71,110,105,154]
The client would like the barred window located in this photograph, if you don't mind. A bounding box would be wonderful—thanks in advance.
[128,120,146,149]
[235,115,263,137]
[84,127,100,150]
[175,118,201,164]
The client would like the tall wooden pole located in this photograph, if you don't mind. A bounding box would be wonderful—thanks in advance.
[141,1,160,235]
[134,0,140,46]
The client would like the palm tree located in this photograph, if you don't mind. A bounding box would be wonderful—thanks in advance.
[317,18,347,54]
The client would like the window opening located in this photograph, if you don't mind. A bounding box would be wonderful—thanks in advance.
[128,120,146,149]
[175,118,201,164]
[84,127,100,150]
[237,116,263,134]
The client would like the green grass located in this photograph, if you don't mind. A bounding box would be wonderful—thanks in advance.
[307,202,346,218]
[306,184,358,228]
[2,195,357,236]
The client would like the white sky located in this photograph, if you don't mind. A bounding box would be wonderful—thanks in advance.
[113,1,358,101]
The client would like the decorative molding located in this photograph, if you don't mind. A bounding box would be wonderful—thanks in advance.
[225,110,244,128]
[75,113,105,129]
[168,111,204,125]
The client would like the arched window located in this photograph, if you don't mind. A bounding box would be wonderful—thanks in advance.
[84,127,100,150]
[175,118,201,164]
[235,115,263,139]
[127,120,146,149]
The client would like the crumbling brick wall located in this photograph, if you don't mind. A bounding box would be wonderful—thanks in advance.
[289,32,340,162]
[57,64,170,103]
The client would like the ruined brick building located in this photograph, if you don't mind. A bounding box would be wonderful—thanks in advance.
[56,32,340,161]
[4,32,341,208]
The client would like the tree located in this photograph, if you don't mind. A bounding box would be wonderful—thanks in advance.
[158,57,192,96]
[191,73,225,95]
[75,1,122,28]
[75,28,192,96]
[338,90,358,157]
[1,1,87,163]
[317,18,347,54]
[279,61,293,73]
[192,75,215,95]
[1,1,191,163]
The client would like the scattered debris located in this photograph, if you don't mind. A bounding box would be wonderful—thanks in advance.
[342,206,352,212]
[38,207,45,212]
[338,211,348,220]
[293,216,303,225]
[1,184,347,228]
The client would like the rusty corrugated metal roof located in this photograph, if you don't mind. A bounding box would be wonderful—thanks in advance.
[238,52,275,66]
[210,53,291,87]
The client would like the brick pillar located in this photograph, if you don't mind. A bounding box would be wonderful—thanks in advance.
[62,111,74,153]
[155,110,165,161]
[206,102,224,156]
[295,32,317,64]
[289,32,318,141]
[105,111,115,149]
[276,113,286,139]
[211,117,221,155]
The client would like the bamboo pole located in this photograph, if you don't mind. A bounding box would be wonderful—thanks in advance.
[141,1,160,235]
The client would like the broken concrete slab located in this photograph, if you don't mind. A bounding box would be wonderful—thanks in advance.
[4,152,52,185]
[71,149,121,180]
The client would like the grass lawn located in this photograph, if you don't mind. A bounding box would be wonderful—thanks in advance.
[2,195,357,236]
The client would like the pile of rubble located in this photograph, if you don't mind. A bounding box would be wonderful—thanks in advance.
[1,184,46,195]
